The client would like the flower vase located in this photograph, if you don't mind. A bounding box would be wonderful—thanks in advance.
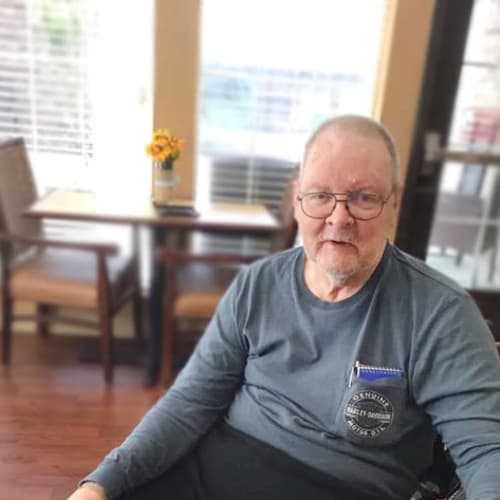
[153,161,180,205]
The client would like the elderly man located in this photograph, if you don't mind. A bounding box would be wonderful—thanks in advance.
[68,115,500,500]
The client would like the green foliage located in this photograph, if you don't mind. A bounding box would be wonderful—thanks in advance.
[37,0,82,47]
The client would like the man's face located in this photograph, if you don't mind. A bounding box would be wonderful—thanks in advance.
[294,131,399,285]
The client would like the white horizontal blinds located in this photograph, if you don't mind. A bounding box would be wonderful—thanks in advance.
[209,155,296,213]
[0,0,98,188]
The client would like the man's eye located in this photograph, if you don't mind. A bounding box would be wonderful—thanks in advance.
[308,193,331,203]
[350,192,378,203]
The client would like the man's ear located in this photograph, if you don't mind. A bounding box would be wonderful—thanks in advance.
[392,185,403,209]
[292,179,300,221]
[292,179,299,200]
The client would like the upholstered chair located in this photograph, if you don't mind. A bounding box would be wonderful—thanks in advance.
[0,137,142,383]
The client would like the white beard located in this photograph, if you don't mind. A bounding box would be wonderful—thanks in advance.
[322,267,353,287]
[307,246,360,287]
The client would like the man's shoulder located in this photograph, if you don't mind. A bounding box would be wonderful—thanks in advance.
[388,245,469,299]
[230,247,301,302]
[251,245,301,267]
[243,246,302,280]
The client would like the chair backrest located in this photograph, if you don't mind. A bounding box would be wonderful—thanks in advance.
[271,165,298,252]
[0,137,42,242]
[191,164,298,256]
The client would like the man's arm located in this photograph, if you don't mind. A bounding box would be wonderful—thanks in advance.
[67,482,106,500]
[411,293,500,500]
[74,270,250,499]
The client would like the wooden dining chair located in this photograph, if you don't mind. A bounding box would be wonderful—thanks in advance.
[158,170,298,385]
[0,137,142,383]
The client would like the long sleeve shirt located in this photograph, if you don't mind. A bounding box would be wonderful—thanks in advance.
[84,244,500,499]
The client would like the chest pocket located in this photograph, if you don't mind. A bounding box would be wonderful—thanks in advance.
[334,376,422,447]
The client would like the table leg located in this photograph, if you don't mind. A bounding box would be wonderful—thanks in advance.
[144,225,165,386]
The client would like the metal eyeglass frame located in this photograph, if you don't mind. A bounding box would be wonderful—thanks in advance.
[297,190,394,221]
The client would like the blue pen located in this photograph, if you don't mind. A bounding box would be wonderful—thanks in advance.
[351,361,404,384]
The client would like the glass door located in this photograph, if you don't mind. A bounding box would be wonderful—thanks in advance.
[426,0,500,290]
[396,0,500,339]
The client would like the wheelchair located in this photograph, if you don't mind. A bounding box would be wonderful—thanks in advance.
[409,340,499,499]
[409,438,465,499]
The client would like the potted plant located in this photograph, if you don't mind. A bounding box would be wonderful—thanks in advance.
[145,128,184,205]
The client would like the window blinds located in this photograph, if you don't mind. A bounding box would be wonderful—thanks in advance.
[0,0,97,161]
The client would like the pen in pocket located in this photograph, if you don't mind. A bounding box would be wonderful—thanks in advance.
[349,361,404,386]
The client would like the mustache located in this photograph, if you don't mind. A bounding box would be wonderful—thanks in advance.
[319,234,356,244]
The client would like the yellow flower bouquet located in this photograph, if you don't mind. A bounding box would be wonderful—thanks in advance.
[145,128,184,169]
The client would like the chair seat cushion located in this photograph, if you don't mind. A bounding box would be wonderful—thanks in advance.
[174,262,239,319]
[10,249,135,309]
[174,290,226,319]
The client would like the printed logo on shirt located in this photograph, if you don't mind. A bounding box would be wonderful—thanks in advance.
[344,390,393,438]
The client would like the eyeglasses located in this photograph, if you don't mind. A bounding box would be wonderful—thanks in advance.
[297,190,393,221]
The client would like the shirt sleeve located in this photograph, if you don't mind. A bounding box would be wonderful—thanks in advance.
[81,268,250,499]
[410,293,500,500]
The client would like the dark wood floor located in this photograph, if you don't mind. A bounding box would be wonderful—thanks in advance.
[0,334,163,500]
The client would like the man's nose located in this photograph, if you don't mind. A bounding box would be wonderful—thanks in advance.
[324,199,353,225]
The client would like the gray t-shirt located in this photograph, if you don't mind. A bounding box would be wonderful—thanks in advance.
[85,244,500,499]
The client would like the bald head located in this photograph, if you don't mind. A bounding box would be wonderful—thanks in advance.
[302,115,401,188]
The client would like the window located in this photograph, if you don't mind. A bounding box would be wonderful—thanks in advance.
[0,0,152,196]
[0,0,153,289]
[195,0,387,252]
[0,0,96,190]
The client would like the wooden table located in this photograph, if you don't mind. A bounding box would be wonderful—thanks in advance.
[25,190,281,385]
